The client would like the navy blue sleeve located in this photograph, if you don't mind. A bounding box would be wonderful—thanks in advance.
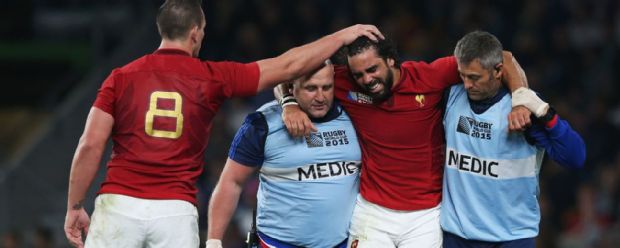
[526,116,586,169]
[228,112,268,167]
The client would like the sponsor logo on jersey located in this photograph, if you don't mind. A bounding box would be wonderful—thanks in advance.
[456,116,493,140]
[260,161,361,182]
[306,130,350,148]
[347,91,373,104]
[415,94,425,107]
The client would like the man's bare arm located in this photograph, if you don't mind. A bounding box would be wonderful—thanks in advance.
[65,107,113,247]
[207,159,257,247]
[256,24,383,92]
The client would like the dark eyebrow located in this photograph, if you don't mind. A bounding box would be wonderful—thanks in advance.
[366,65,378,73]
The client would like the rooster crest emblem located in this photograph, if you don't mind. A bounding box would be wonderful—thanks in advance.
[415,94,425,107]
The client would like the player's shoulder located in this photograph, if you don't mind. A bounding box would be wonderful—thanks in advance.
[257,100,280,113]
[117,54,153,72]
[400,60,418,68]
[241,111,267,128]
[256,100,287,130]
[202,60,255,71]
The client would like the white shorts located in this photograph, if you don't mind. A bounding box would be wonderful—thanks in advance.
[85,194,199,248]
[347,195,442,248]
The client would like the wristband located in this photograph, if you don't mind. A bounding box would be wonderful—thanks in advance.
[279,94,298,108]
[279,94,294,104]
[539,106,557,128]
[205,239,223,248]
[282,100,299,108]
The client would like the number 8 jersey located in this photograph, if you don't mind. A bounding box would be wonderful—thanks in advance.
[93,48,259,205]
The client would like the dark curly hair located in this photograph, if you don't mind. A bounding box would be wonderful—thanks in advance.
[345,36,400,68]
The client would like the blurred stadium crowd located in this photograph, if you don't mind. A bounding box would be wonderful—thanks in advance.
[1,0,620,247]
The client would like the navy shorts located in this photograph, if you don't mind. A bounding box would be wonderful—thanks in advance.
[257,231,347,248]
[443,231,535,248]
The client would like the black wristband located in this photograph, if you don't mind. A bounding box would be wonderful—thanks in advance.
[278,94,294,105]
[538,106,556,124]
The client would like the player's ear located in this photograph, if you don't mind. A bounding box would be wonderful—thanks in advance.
[494,63,503,80]
[189,25,199,43]
[387,58,395,68]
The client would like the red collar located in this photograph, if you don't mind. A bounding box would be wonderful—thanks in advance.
[154,48,192,57]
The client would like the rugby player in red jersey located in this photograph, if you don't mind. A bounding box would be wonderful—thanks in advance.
[63,0,383,247]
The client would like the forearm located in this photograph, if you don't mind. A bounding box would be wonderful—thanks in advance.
[502,51,528,91]
[257,35,342,91]
[207,180,244,240]
[274,82,294,103]
[257,24,382,91]
[283,34,343,77]
[527,117,586,168]
[67,141,104,210]
[543,118,586,168]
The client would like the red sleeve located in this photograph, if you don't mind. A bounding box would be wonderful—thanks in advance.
[408,56,460,91]
[432,56,460,87]
[93,69,119,115]
[334,65,354,91]
[211,61,260,98]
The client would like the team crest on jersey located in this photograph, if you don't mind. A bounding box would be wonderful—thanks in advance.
[456,116,493,140]
[415,94,425,107]
[305,130,350,148]
[347,91,373,104]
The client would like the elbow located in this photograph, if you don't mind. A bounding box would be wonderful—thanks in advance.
[574,145,587,169]
[76,136,105,154]
[211,179,243,202]
[562,146,586,169]
[571,137,587,169]
[548,141,586,169]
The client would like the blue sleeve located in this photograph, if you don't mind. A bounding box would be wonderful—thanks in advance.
[228,112,268,167]
[525,116,586,169]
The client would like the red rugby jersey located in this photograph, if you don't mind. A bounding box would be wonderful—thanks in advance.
[93,49,259,205]
[334,56,459,210]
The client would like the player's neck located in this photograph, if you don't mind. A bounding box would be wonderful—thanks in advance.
[158,39,193,57]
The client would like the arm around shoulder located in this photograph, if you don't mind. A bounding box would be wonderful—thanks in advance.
[255,24,383,92]
[502,51,529,91]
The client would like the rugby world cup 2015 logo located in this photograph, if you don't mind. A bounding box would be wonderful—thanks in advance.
[347,91,373,104]
[306,132,324,148]
[457,116,471,134]
[456,116,493,140]
[305,130,350,148]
